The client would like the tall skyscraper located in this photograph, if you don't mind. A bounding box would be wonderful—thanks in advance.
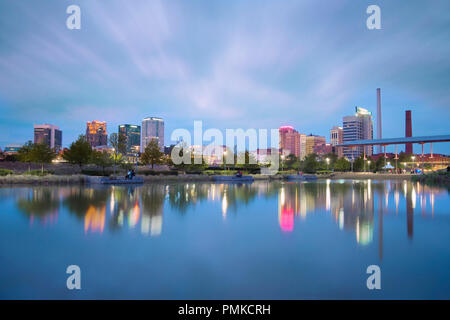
[305,134,326,155]
[119,124,141,155]
[34,124,62,152]
[279,126,300,158]
[141,117,164,151]
[299,133,306,160]
[330,126,343,157]
[405,110,413,154]
[86,120,107,147]
[343,107,373,160]
[376,88,382,154]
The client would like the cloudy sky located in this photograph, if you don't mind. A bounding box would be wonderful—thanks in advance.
[0,0,449,153]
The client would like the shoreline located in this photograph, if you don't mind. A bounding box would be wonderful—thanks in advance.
[0,172,418,185]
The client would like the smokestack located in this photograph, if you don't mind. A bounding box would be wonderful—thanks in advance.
[405,110,412,154]
[376,88,382,154]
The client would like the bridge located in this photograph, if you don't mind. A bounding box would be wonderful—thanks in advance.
[337,134,450,165]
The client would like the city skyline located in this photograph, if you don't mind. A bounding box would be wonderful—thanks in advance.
[0,0,449,154]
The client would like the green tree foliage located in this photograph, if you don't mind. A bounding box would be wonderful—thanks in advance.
[109,133,127,174]
[30,143,55,173]
[334,157,350,172]
[353,156,366,172]
[17,140,34,171]
[302,153,319,173]
[375,156,386,172]
[322,153,338,169]
[238,151,259,170]
[285,154,301,170]
[90,150,113,174]
[141,139,164,168]
[63,135,92,168]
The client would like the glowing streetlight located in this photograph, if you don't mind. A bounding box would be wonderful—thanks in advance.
[326,158,330,171]
[223,150,228,171]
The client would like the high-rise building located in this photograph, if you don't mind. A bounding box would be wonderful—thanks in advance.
[119,124,141,155]
[34,124,62,152]
[343,107,373,160]
[86,120,107,147]
[141,117,164,151]
[279,126,300,158]
[299,133,306,160]
[305,134,326,155]
[330,126,343,157]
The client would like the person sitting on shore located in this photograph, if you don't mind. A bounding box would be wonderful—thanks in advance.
[236,170,242,178]
[125,169,136,180]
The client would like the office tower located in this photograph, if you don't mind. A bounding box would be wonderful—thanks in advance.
[405,110,413,154]
[342,107,373,160]
[34,124,62,152]
[305,134,326,155]
[330,126,344,157]
[118,124,141,155]
[376,88,382,153]
[279,126,301,158]
[141,117,164,151]
[299,133,306,160]
[86,120,107,147]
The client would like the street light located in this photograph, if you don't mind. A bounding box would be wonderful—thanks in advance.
[326,158,330,171]
[367,160,371,173]
[223,150,227,171]
[411,156,416,173]
[281,154,285,172]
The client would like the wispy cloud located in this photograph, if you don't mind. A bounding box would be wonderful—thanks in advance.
[0,0,449,153]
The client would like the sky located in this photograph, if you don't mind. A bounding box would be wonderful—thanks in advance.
[0,0,449,154]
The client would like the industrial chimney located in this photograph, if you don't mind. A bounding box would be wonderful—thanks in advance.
[405,110,412,154]
[376,88,382,154]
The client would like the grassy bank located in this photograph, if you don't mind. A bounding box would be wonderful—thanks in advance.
[2,170,437,185]
[321,172,413,180]
[0,174,87,185]
[411,171,450,185]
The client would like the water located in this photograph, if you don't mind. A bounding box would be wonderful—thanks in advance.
[0,180,449,299]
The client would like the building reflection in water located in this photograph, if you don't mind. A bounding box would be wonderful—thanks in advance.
[275,179,444,253]
[12,179,445,243]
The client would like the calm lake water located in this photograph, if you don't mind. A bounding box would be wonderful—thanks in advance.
[0,179,449,299]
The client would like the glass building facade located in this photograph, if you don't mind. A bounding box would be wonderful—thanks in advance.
[141,117,164,151]
[34,124,62,152]
[119,124,141,155]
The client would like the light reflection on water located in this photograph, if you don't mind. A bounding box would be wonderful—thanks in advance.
[0,179,449,299]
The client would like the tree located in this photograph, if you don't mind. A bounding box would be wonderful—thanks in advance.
[303,153,319,173]
[90,150,112,175]
[353,156,365,172]
[141,139,164,168]
[109,133,127,174]
[285,154,300,170]
[18,140,34,171]
[375,156,385,172]
[30,143,55,173]
[334,157,350,172]
[63,135,92,168]
[238,151,259,171]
